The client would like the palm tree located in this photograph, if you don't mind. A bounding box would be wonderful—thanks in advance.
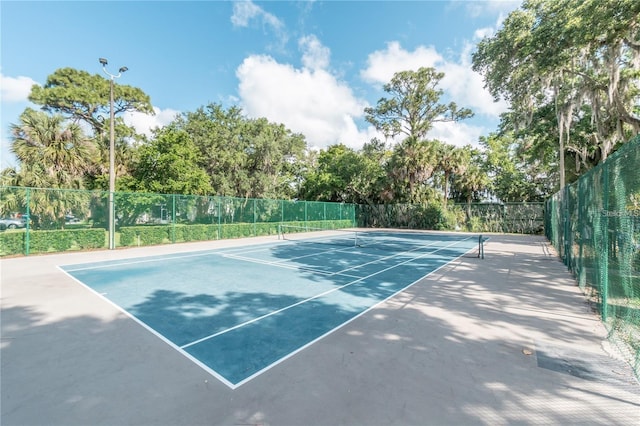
[10,108,96,188]
[8,109,97,228]
[386,137,438,203]
[454,165,490,222]
[436,143,470,208]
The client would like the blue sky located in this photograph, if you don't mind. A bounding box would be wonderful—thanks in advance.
[1,0,520,169]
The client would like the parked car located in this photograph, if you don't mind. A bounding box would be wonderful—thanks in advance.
[0,217,27,229]
[65,214,81,224]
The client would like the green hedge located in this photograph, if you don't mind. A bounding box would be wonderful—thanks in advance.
[118,220,352,247]
[120,226,170,246]
[174,224,219,242]
[0,229,106,256]
[0,232,24,256]
[0,220,354,255]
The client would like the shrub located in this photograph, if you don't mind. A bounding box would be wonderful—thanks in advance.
[0,232,24,256]
[120,226,170,246]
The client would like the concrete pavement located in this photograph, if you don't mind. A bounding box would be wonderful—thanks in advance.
[2,233,638,425]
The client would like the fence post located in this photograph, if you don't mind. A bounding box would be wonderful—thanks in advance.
[25,187,31,256]
[562,186,570,266]
[171,194,176,243]
[600,162,610,321]
[352,204,356,227]
[217,197,222,240]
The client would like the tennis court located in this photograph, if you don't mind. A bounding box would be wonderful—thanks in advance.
[60,229,481,388]
[3,231,639,425]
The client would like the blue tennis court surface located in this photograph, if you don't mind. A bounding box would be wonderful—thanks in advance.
[60,231,481,388]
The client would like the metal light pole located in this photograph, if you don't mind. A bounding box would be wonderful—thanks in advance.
[99,58,127,250]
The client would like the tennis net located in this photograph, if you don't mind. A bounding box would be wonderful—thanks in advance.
[277,225,449,252]
[278,224,359,247]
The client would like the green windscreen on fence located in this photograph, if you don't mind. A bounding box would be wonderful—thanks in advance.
[546,135,640,379]
[357,202,544,234]
[0,188,356,256]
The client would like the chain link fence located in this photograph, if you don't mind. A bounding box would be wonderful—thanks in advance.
[546,135,640,379]
[357,202,544,234]
[0,187,355,256]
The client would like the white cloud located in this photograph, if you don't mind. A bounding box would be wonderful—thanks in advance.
[236,37,380,150]
[231,0,287,49]
[440,42,508,117]
[123,107,180,138]
[232,1,269,27]
[454,0,522,18]
[360,41,442,86]
[427,121,487,149]
[474,26,495,40]
[1,73,38,102]
[299,35,330,71]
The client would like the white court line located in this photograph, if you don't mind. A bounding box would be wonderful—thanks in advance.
[56,265,237,389]
[220,252,363,279]
[60,237,355,272]
[180,236,473,350]
[231,237,479,388]
[61,250,218,272]
[222,237,442,279]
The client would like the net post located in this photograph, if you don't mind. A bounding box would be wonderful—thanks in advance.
[478,234,484,259]
[277,223,282,240]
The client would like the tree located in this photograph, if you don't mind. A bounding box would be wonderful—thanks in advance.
[300,144,362,202]
[481,132,554,202]
[453,164,490,221]
[473,0,640,188]
[9,108,95,189]
[384,137,439,204]
[26,67,156,192]
[28,67,154,135]
[173,103,307,199]
[436,142,470,207]
[242,118,307,199]
[129,127,212,195]
[352,139,390,206]
[6,109,97,228]
[365,67,473,140]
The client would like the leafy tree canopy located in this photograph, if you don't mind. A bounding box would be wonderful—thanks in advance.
[29,67,154,135]
[129,127,212,195]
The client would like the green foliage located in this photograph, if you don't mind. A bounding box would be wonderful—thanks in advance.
[8,109,95,192]
[120,226,170,246]
[112,192,168,228]
[411,203,465,230]
[1,229,106,255]
[480,132,552,202]
[131,127,212,195]
[473,0,640,188]
[385,138,439,203]
[116,219,351,248]
[28,67,153,135]
[300,144,372,203]
[357,201,543,233]
[172,103,307,199]
[0,232,24,256]
[174,224,219,242]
